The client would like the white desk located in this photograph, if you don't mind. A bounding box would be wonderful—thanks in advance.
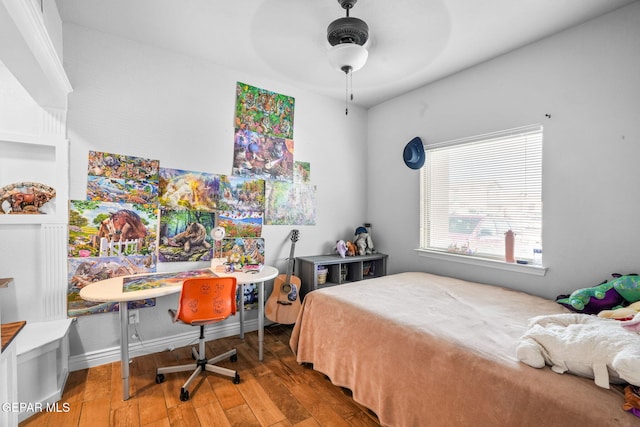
[79,266,278,400]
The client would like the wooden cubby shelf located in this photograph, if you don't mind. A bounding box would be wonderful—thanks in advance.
[295,253,388,297]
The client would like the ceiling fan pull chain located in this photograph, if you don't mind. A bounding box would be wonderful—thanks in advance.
[345,72,349,115]
[350,70,354,102]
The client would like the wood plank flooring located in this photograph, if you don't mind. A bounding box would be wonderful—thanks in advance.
[19,324,380,427]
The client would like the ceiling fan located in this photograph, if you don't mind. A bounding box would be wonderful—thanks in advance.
[326,0,370,114]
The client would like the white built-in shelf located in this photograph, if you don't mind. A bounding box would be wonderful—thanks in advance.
[0,278,14,288]
[0,132,68,225]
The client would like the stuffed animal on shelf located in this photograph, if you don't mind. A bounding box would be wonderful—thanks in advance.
[345,240,357,257]
[353,226,374,256]
[335,240,347,258]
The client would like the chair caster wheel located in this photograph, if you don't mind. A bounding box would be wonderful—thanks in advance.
[180,389,189,401]
[230,354,238,362]
[155,374,165,384]
[233,373,240,384]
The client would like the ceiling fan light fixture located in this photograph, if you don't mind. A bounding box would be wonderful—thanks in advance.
[326,0,370,115]
[327,43,368,73]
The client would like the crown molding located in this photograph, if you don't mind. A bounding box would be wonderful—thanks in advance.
[0,0,72,108]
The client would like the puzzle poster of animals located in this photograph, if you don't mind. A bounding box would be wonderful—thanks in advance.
[67,255,156,317]
[232,127,295,182]
[234,82,295,140]
[158,208,216,262]
[68,200,159,258]
[86,151,159,205]
[218,175,265,212]
[67,199,159,317]
[233,82,296,182]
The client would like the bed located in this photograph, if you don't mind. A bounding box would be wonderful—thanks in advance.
[290,272,638,426]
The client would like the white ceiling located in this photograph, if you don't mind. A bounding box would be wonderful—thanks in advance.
[55,0,637,108]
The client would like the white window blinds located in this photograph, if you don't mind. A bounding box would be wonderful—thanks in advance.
[420,124,543,261]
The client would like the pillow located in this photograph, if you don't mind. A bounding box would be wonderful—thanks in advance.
[516,313,640,388]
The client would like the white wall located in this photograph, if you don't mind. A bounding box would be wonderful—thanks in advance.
[62,24,368,358]
[367,2,640,299]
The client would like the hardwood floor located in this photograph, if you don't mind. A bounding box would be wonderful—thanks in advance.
[19,324,380,427]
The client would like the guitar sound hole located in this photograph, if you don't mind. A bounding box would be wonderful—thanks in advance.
[282,284,291,293]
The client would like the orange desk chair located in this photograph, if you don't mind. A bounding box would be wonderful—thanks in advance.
[155,276,240,401]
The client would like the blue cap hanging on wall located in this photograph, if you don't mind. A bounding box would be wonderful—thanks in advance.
[403,137,425,169]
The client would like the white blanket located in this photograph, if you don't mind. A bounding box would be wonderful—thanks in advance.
[517,313,640,388]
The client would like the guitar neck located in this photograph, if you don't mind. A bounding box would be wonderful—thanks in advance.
[284,243,295,283]
[284,230,299,284]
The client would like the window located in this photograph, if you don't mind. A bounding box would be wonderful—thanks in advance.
[420,125,542,262]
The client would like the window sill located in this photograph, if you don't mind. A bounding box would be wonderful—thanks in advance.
[414,249,547,276]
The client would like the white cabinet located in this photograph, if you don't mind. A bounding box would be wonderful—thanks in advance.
[16,319,72,422]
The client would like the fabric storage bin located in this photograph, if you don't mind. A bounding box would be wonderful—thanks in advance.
[317,266,328,284]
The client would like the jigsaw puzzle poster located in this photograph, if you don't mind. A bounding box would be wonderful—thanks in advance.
[159,168,220,212]
[265,181,317,225]
[86,151,159,205]
[294,161,311,183]
[67,255,156,317]
[68,200,158,258]
[232,128,294,181]
[234,82,295,140]
[218,175,265,212]
[158,208,216,262]
[218,210,263,237]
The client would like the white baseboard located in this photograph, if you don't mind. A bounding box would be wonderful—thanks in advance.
[69,319,259,371]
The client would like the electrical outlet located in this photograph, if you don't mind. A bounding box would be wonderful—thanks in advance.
[128,310,139,324]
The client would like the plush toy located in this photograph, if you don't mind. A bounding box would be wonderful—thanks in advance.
[556,281,624,314]
[335,240,347,258]
[611,274,640,303]
[345,241,357,257]
[517,313,640,389]
[556,276,624,314]
[353,226,374,256]
[598,301,640,320]
[556,274,640,315]
[623,385,640,418]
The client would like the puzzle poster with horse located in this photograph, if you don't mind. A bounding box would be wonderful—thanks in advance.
[68,200,158,258]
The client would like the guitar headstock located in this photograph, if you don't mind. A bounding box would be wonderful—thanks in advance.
[290,229,300,243]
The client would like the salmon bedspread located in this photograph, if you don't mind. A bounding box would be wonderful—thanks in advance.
[290,272,638,426]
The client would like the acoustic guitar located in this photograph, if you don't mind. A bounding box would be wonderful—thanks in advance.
[265,230,302,324]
